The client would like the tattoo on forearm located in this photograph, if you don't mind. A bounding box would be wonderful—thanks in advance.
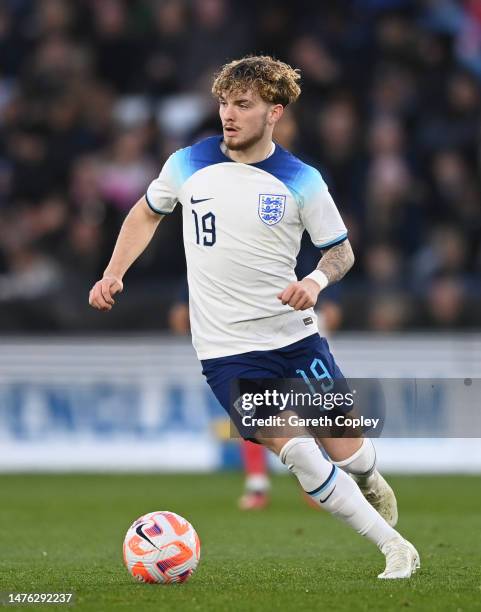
[317,240,355,286]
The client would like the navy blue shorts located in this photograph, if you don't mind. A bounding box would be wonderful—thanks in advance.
[201,333,351,441]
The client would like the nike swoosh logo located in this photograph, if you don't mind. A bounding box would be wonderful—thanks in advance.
[135,523,159,550]
[191,196,213,205]
[319,485,336,503]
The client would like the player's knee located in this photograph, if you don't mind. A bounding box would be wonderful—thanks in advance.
[256,436,290,455]
[279,437,333,492]
[279,437,320,468]
[279,437,333,479]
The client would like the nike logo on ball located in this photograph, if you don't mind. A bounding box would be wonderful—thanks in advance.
[191,196,213,204]
[135,523,158,549]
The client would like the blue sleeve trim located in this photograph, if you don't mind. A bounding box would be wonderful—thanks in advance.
[145,192,173,216]
[252,145,321,208]
[314,232,348,249]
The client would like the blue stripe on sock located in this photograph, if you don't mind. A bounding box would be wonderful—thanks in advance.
[307,465,338,496]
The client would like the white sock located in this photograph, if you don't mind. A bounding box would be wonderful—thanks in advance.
[332,438,377,487]
[280,438,398,549]
[245,474,270,493]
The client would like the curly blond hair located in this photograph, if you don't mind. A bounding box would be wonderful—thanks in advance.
[212,55,301,106]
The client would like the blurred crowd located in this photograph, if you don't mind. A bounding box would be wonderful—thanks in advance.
[0,0,480,333]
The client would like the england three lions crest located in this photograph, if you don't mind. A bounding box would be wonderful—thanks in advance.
[258,194,286,226]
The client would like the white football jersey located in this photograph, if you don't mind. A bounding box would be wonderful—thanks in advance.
[146,136,347,359]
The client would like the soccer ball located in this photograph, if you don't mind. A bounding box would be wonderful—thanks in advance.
[123,511,200,584]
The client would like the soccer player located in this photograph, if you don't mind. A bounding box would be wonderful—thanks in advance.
[89,56,420,579]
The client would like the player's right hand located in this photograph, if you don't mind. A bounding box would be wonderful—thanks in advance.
[89,276,123,311]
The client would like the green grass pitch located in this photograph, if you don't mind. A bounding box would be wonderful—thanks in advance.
[0,473,480,611]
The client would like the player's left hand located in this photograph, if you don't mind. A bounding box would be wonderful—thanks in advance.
[277,279,321,311]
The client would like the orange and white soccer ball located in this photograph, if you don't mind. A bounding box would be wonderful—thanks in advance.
[123,511,200,584]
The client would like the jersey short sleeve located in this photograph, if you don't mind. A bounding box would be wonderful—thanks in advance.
[145,153,181,215]
[298,165,347,249]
